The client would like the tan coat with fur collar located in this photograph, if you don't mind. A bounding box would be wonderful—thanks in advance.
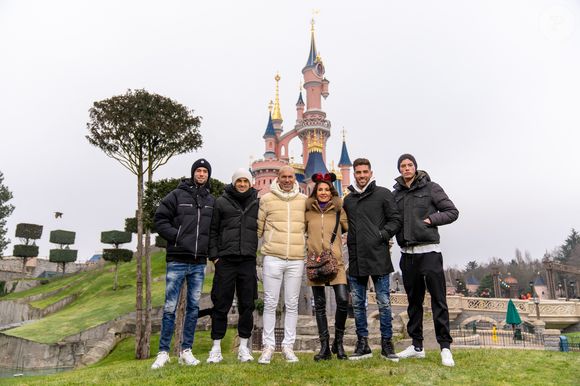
[305,196,349,286]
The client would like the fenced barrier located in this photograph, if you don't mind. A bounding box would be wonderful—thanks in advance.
[451,327,545,349]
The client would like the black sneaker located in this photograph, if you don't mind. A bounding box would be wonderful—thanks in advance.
[380,337,399,362]
[348,336,372,360]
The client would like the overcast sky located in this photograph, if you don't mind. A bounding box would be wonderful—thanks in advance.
[1,0,579,269]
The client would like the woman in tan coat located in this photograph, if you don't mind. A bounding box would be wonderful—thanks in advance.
[305,173,349,361]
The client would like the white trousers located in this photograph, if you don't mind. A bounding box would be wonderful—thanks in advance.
[261,255,304,348]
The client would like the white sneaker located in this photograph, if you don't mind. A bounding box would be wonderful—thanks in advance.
[151,351,170,369]
[206,349,223,364]
[238,345,254,362]
[397,345,426,359]
[441,348,455,367]
[281,345,299,363]
[179,349,200,366]
[258,345,275,364]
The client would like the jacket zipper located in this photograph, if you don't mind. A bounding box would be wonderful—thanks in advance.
[175,225,182,247]
[321,212,325,249]
[194,207,201,257]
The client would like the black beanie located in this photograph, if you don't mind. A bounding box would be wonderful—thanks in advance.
[191,158,212,182]
[397,154,417,171]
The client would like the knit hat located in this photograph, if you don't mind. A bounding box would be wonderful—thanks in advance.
[231,168,253,184]
[191,158,212,181]
[397,153,417,171]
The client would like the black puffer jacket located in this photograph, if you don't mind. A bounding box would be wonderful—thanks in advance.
[154,179,215,264]
[343,180,402,276]
[209,185,259,261]
[393,171,459,247]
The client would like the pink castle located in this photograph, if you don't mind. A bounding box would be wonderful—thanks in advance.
[251,21,352,197]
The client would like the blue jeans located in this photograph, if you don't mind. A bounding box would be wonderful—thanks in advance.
[159,262,205,352]
[348,274,393,338]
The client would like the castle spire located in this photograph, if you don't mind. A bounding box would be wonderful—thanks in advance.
[263,111,276,138]
[272,73,283,121]
[305,18,318,67]
[338,129,352,167]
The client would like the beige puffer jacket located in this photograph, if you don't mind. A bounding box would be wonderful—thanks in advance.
[257,179,307,260]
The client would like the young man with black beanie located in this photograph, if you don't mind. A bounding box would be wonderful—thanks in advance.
[151,158,215,369]
[393,154,459,367]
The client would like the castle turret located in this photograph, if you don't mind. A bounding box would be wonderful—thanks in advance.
[296,90,305,121]
[338,131,352,191]
[263,111,276,159]
[304,131,329,189]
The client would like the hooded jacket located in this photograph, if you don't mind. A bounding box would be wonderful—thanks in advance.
[154,164,215,264]
[343,180,402,276]
[393,170,459,248]
[305,196,349,285]
[257,179,307,260]
[209,184,259,261]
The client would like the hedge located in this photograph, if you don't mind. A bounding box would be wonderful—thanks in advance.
[15,223,43,240]
[49,230,76,245]
[13,244,39,258]
[101,231,132,245]
[49,249,78,263]
[102,248,133,263]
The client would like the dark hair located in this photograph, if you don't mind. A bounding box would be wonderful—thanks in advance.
[353,158,371,170]
[309,181,339,199]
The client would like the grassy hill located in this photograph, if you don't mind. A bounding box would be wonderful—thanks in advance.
[1,251,214,343]
[2,331,579,385]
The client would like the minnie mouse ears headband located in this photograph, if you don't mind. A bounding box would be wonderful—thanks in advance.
[312,172,337,183]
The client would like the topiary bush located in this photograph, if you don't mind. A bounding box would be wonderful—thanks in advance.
[13,223,43,273]
[48,229,78,275]
[101,230,133,290]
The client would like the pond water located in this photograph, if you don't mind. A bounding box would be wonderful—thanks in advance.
[0,367,72,379]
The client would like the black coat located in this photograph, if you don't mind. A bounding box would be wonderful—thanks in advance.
[343,181,402,276]
[393,171,459,247]
[209,185,259,261]
[154,179,215,263]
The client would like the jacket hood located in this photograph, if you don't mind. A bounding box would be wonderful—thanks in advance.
[270,177,300,200]
[306,196,342,213]
[394,170,431,191]
[348,180,376,195]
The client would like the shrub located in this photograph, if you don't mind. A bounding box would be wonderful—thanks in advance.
[49,230,76,245]
[15,223,43,240]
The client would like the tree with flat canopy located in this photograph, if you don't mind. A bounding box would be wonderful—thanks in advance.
[86,89,203,359]
[13,223,43,273]
[49,230,78,275]
[101,230,133,290]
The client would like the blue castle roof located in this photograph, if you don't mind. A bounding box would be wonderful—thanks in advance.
[304,151,329,179]
[263,112,276,138]
[338,140,352,167]
[305,30,317,67]
[296,91,304,106]
[466,275,480,285]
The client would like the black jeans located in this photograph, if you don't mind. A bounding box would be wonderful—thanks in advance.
[400,252,452,349]
[210,257,257,340]
[312,284,349,337]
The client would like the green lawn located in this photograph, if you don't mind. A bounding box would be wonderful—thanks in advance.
[2,330,579,386]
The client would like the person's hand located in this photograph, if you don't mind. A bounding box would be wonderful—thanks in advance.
[214,258,220,265]
[423,218,431,225]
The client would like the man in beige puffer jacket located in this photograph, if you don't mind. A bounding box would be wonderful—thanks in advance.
[256,166,307,364]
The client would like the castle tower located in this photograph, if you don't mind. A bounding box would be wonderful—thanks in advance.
[303,130,329,195]
[297,19,331,167]
[338,131,352,191]
[262,111,276,160]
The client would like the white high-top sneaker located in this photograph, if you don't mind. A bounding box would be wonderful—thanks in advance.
[238,345,254,362]
[441,348,455,367]
[281,345,299,363]
[206,349,223,364]
[258,345,275,364]
[151,351,170,369]
[179,349,200,366]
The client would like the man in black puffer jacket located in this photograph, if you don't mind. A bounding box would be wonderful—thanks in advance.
[151,158,215,369]
[343,158,402,362]
[206,168,259,364]
[393,154,459,368]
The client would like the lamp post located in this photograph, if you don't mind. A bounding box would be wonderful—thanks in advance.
[529,280,541,320]
[395,278,400,293]
[558,282,563,298]
[570,281,576,299]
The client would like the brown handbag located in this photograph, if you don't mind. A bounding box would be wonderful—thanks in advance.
[306,210,340,283]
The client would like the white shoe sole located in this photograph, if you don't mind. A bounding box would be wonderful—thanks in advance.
[381,355,400,363]
[348,353,373,360]
[178,358,200,366]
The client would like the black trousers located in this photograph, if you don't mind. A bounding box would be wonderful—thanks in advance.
[312,284,349,338]
[210,257,257,340]
[400,252,452,349]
